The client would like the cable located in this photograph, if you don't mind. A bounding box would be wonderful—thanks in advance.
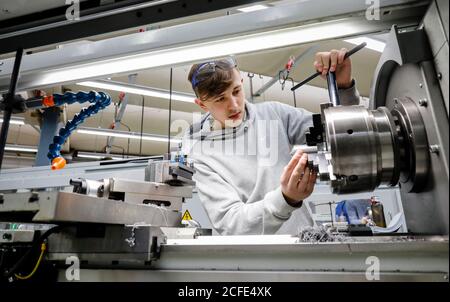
[167,68,173,155]
[45,91,111,170]
[156,206,169,227]
[111,145,125,152]
[120,122,132,157]
[278,56,295,90]
[95,110,105,155]
[119,122,131,131]
[3,225,63,279]
[110,145,126,158]
[0,249,4,271]
[14,242,46,280]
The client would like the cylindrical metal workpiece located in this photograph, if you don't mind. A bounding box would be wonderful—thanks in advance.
[323,105,399,193]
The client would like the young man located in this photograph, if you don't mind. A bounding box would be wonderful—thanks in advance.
[183,49,360,235]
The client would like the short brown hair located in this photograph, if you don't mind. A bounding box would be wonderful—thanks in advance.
[188,59,238,100]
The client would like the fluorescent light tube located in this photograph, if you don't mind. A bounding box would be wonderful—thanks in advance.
[77,151,132,160]
[345,37,385,52]
[5,145,37,152]
[77,80,196,103]
[40,21,361,85]
[237,5,268,13]
[77,126,182,143]
[0,117,25,125]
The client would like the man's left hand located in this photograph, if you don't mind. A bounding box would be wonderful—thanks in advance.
[314,48,353,89]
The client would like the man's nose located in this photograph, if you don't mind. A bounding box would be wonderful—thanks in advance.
[228,96,239,110]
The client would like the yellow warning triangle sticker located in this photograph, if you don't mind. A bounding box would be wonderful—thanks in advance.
[182,210,193,221]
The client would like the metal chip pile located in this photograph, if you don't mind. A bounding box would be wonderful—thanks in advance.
[297,226,346,243]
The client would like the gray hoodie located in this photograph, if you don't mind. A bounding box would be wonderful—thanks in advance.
[183,83,360,235]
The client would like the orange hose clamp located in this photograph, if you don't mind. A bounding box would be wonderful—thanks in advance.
[42,95,55,107]
[51,157,66,170]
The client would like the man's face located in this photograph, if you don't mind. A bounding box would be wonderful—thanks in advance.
[195,68,245,128]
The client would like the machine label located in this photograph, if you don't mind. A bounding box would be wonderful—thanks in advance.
[182,209,193,221]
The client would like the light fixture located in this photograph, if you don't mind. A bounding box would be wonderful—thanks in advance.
[28,20,368,87]
[77,80,196,103]
[2,0,401,92]
[237,4,268,13]
[76,151,136,160]
[77,126,182,144]
[0,116,25,125]
[345,37,385,53]
[5,144,38,153]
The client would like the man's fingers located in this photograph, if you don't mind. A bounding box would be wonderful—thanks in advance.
[286,150,303,173]
[298,167,311,191]
[281,150,303,184]
[329,50,339,72]
[321,53,330,76]
[305,171,317,194]
[282,152,317,202]
[314,53,323,73]
[315,48,350,77]
[288,153,308,188]
[338,48,347,64]
[313,61,322,73]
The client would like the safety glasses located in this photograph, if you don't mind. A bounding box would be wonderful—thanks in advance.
[190,57,237,90]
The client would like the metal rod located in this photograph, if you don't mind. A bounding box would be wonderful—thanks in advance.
[254,46,317,97]
[0,48,23,171]
[327,71,340,106]
[313,201,336,225]
[248,73,254,103]
[329,202,334,227]
[291,42,366,91]
[168,68,173,155]
[291,145,318,155]
[8,48,23,96]
[292,84,297,107]
[0,109,12,170]
[291,72,321,92]
[105,74,136,154]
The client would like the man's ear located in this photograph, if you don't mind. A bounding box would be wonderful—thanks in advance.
[195,98,209,112]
